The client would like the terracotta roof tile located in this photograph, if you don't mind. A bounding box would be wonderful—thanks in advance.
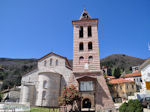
[124,72,141,78]
[106,76,115,79]
[109,78,134,84]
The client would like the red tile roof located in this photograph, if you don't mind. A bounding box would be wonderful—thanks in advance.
[106,76,115,79]
[124,72,141,78]
[109,78,134,84]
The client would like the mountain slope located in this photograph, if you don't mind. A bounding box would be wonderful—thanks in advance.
[0,58,37,90]
[100,54,145,73]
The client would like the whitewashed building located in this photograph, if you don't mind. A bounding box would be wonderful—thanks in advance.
[20,52,72,107]
[140,58,150,94]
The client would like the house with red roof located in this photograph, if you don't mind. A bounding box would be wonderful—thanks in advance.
[109,78,136,103]
[123,71,142,92]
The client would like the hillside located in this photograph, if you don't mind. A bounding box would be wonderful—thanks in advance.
[0,58,37,90]
[100,54,145,73]
[0,54,145,90]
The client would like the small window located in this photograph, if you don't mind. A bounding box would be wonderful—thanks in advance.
[88,56,93,63]
[126,83,128,89]
[79,56,84,64]
[79,42,84,51]
[42,91,46,100]
[56,60,58,66]
[88,26,92,37]
[132,85,134,89]
[43,80,47,88]
[120,86,122,90]
[44,60,47,66]
[88,42,93,50]
[79,26,83,38]
[50,59,52,66]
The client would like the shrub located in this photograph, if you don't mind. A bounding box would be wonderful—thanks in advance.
[59,85,82,111]
[119,99,143,112]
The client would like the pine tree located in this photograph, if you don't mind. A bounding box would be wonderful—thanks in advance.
[113,67,121,78]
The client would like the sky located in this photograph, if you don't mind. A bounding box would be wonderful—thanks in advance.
[0,0,150,60]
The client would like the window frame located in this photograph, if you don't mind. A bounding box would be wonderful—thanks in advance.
[56,59,58,66]
[44,60,47,66]
[50,58,53,66]
[79,42,84,51]
[42,91,46,100]
[88,56,93,63]
[80,81,94,92]
[43,80,48,89]
[88,42,93,51]
[88,26,92,37]
[79,56,84,64]
[79,26,83,38]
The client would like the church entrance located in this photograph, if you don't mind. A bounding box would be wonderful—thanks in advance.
[82,98,91,108]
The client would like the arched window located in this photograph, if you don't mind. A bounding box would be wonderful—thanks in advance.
[88,26,92,37]
[44,60,47,66]
[43,80,47,88]
[79,26,83,38]
[56,59,58,66]
[79,56,84,64]
[88,42,93,50]
[88,56,93,63]
[42,91,46,99]
[79,42,84,51]
[50,58,52,66]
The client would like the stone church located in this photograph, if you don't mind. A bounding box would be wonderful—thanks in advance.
[20,9,115,112]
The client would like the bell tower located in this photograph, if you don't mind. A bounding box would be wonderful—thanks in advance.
[72,9,100,73]
[72,9,115,111]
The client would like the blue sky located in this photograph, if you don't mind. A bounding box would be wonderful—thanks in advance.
[0,0,150,59]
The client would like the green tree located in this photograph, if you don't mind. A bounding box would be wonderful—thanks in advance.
[113,67,121,78]
[0,71,4,80]
[107,68,112,76]
[119,102,127,112]
[119,100,143,112]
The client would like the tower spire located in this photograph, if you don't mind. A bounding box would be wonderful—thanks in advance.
[80,9,91,20]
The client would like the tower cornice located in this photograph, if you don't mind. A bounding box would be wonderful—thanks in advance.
[72,18,98,24]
